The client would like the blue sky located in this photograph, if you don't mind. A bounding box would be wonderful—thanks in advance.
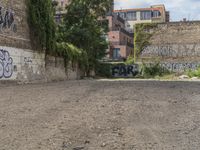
[114,0,200,21]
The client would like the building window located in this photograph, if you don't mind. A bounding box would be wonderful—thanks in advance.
[152,11,161,18]
[113,48,120,59]
[118,12,126,19]
[140,11,152,20]
[126,11,137,20]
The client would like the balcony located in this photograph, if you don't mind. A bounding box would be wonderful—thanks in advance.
[110,41,134,48]
[109,27,133,37]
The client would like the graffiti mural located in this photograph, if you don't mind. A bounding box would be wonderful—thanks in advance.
[0,49,13,78]
[160,62,200,72]
[141,44,200,58]
[112,65,139,77]
[0,6,17,33]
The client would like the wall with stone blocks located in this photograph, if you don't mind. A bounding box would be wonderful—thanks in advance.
[45,56,81,81]
[0,0,44,82]
[0,0,31,49]
[0,46,45,82]
[0,0,81,82]
[138,21,200,72]
[0,46,81,82]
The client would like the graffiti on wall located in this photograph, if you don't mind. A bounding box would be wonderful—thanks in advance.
[0,49,13,78]
[112,65,139,77]
[24,57,32,65]
[160,62,200,72]
[141,44,200,58]
[0,6,17,33]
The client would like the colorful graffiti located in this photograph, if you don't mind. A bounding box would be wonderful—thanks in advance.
[0,6,17,33]
[112,65,139,77]
[0,49,13,78]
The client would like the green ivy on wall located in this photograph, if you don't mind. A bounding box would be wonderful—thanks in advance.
[27,0,56,53]
[56,42,89,71]
[134,23,157,62]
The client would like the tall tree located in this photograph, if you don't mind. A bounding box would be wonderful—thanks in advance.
[57,0,112,73]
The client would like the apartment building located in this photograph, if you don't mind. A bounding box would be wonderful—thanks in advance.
[106,13,134,60]
[114,4,170,32]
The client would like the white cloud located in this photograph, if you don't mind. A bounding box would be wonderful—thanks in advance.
[114,0,200,21]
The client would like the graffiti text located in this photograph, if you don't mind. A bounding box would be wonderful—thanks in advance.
[0,49,13,78]
[112,65,139,77]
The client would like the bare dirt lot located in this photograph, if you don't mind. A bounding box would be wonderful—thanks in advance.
[0,80,200,150]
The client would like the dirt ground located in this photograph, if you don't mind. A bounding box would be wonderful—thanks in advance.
[0,80,200,150]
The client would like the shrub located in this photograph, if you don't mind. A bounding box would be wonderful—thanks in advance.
[95,62,112,78]
[187,67,200,78]
[125,56,135,65]
[56,42,89,71]
[141,63,169,78]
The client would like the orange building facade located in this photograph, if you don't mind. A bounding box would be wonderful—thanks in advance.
[106,13,134,60]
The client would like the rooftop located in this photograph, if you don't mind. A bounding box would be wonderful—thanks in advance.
[114,4,166,13]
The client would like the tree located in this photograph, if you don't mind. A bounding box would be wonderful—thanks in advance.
[57,0,112,74]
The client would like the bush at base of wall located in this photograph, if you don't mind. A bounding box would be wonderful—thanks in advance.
[140,63,170,78]
[187,67,200,78]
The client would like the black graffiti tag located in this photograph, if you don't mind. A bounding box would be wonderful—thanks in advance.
[0,6,17,33]
[111,65,139,77]
[0,49,13,78]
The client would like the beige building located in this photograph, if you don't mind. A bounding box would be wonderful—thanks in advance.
[114,4,170,32]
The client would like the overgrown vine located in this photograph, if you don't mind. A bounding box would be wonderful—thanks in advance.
[56,42,89,71]
[134,23,158,62]
[27,0,56,54]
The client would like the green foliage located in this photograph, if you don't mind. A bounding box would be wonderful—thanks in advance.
[56,42,88,70]
[141,63,169,78]
[134,23,157,62]
[52,1,58,7]
[27,0,111,75]
[56,0,111,74]
[96,62,112,78]
[65,0,113,18]
[99,20,109,33]
[27,0,56,53]
[187,67,200,78]
[125,56,135,65]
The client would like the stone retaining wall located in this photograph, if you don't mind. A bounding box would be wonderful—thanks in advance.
[138,21,200,72]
